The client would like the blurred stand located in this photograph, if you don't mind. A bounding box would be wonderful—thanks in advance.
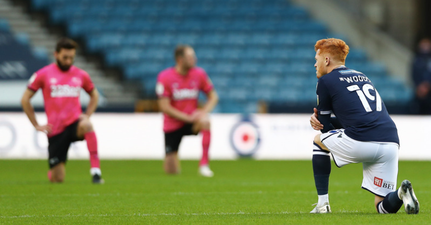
[410,38,431,114]
[135,99,159,113]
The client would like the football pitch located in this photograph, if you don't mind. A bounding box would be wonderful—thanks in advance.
[0,160,429,224]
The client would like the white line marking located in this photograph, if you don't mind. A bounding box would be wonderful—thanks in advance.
[0,209,382,219]
[0,211,311,219]
[0,190,366,197]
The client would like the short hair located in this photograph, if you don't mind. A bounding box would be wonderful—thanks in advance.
[55,38,78,52]
[314,38,349,63]
[174,45,192,61]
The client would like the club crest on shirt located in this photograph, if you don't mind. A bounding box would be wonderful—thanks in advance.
[71,77,82,86]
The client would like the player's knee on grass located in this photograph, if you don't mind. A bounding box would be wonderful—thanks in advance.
[314,134,329,151]
[51,176,64,183]
[164,152,180,175]
[50,163,65,183]
[51,173,65,183]
[374,195,385,211]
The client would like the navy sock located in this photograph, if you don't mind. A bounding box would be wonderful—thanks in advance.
[312,143,331,195]
[378,190,403,213]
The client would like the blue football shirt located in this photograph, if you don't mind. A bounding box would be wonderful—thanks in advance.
[316,66,399,144]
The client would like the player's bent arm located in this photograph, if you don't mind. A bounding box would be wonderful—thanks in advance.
[330,116,343,129]
[21,89,39,127]
[158,97,193,123]
[310,108,323,130]
[85,88,99,117]
[317,114,334,133]
[201,90,219,114]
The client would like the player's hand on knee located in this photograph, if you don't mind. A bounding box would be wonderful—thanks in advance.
[184,115,195,123]
[310,108,323,130]
[191,109,206,122]
[79,114,89,121]
[36,124,53,134]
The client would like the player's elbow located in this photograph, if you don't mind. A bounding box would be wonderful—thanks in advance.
[158,102,169,114]
[21,90,34,108]
[158,98,171,114]
[210,91,219,104]
[20,97,25,106]
[214,93,219,103]
[90,89,99,100]
[20,95,29,108]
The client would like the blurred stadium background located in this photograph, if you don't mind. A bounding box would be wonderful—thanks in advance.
[1,0,430,114]
[2,2,431,222]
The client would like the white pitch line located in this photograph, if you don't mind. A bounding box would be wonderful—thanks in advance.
[4,209,406,219]
[0,190,361,198]
[0,211,309,219]
[0,191,281,197]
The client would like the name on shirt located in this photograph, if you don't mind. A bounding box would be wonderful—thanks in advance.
[339,75,370,83]
[173,88,199,100]
[50,84,80,97]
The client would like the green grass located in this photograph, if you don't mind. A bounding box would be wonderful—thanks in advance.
[0,160,429,224]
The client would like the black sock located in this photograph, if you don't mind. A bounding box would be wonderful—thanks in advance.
[378,190,403,213]
[312,143,331,195]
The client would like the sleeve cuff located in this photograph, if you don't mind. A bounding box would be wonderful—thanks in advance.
[204,86,214,94]
[319,110,332,115]
[87,87,95,93]
[27,86,37,92]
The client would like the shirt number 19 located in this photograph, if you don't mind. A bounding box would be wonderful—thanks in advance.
[347,84,382,112]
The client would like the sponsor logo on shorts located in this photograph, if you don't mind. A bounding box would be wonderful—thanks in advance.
[382,181,395,190]
[374,177,383,187]
[49,157,59,165]
[374,177,395,190]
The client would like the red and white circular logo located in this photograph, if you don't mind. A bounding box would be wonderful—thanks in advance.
[230,118,261,157]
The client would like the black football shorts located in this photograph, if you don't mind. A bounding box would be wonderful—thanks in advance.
[47,120,83,168]
[164,123,198,154]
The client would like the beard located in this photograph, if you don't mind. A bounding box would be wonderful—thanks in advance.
[56,60,72,71]
[183,63,194,71]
